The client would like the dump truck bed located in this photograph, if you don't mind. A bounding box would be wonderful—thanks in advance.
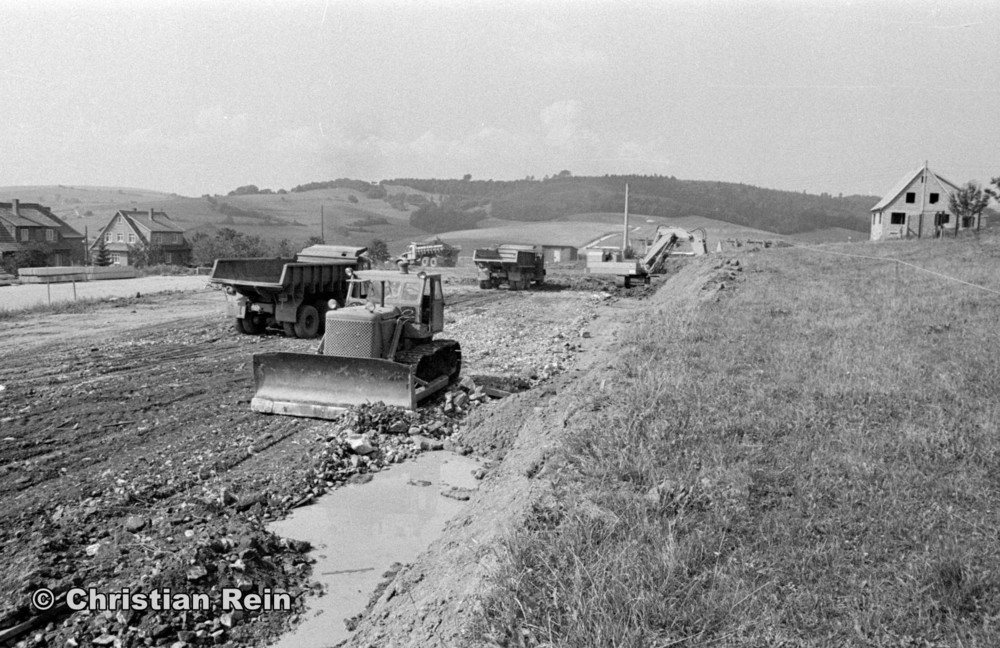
[209,246,366,294]
[472,245,541,269]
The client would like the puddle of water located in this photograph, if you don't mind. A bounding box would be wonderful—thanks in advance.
[268,451,481,648]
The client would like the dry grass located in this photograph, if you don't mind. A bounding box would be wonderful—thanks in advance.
[480,235,1000,646]
[0,295,112,319]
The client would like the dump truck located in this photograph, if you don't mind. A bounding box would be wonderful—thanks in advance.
[250,267,462,418]
[472,244,545,290]
[210,245,369,339]
[398,240,460,267]
[587,227,707,287]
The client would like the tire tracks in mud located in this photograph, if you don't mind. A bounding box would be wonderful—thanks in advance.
[0,286,527,513]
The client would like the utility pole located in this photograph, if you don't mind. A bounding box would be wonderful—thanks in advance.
[622,183,629,256]
[320,205,324,243]
[918,160,927,239]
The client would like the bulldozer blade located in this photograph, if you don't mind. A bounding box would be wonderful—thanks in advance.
[251,352,421,419]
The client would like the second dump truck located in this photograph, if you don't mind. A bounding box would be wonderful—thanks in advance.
[210,245,369,338]
[472,244,545,290]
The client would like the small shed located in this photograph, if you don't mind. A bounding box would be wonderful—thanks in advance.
[540,245,578,264]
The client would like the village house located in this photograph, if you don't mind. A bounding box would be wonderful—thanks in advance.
[870,164,974,241]
[0,199,86,266]
[91,208,191,266]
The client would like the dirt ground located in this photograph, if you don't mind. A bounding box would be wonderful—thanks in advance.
[0,266,683,648]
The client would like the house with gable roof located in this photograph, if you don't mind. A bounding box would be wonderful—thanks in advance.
[869,164,973,241]
[91,208,191,266]
[0,199,86,266]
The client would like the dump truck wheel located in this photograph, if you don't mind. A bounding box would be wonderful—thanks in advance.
[479,280,490,290]
[420,257,430,267]
[238,315,266,335]
[293,305,321,339]
[429,256,438,267]
[313,300,328,334]
[234,318,248,334]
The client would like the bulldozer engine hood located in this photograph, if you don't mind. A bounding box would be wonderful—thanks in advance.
[328,304,400,322]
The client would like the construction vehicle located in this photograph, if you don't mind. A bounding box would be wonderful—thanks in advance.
[250,267,462,418]
[472,244,545,290]
[587,227,707,287]
[398,239,460,267]
[210,245,369,339]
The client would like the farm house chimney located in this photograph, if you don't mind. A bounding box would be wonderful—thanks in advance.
[11,199,19,217]
[149,207,156,222]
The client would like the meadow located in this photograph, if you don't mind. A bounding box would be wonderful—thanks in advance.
[481,234,1000,646]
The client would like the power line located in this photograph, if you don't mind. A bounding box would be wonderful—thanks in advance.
[785,241,1000,296]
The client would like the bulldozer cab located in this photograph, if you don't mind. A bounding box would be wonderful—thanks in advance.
[344,270,444,334]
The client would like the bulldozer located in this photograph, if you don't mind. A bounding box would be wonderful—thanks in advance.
[250,266,462,419]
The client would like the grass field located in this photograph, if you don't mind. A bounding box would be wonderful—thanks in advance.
[481,234,1000,646]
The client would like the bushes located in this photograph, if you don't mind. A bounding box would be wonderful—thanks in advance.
[1,242,54,274]
[409,202,487,234]
[188,228,272,266]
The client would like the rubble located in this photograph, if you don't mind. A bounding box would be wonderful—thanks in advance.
[0,281,607,648]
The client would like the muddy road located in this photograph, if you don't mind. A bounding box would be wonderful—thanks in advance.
[0,270,648,647]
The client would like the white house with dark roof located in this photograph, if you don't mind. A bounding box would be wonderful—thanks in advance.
[870,164,971,241]
[91,208,191,266]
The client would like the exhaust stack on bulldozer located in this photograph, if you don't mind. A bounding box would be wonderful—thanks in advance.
[251,268,461,419]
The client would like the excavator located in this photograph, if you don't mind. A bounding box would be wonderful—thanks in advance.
[588,226,707,287]
[250,266,462,419]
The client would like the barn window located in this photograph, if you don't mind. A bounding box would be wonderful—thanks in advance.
[935,212,949,226]
[20,229,29,241]
[890,213,906,225]
[117,232,123,242]
[929,193,939,204]
[105,233,111,243]
[128,233,136,244]
[905,192,916,203]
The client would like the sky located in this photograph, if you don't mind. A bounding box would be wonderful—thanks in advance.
[1,0,998,198]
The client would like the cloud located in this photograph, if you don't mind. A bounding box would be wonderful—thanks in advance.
[540,100,584,148]
[193,106,250,138]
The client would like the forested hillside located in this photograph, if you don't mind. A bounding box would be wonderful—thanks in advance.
[387,174,876,235]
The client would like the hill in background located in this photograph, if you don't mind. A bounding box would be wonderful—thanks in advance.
[0,175,894,257]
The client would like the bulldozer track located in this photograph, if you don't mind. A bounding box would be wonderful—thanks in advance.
[395,339,462,383]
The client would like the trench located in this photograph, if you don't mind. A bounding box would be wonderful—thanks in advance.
[269,451,481,648]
